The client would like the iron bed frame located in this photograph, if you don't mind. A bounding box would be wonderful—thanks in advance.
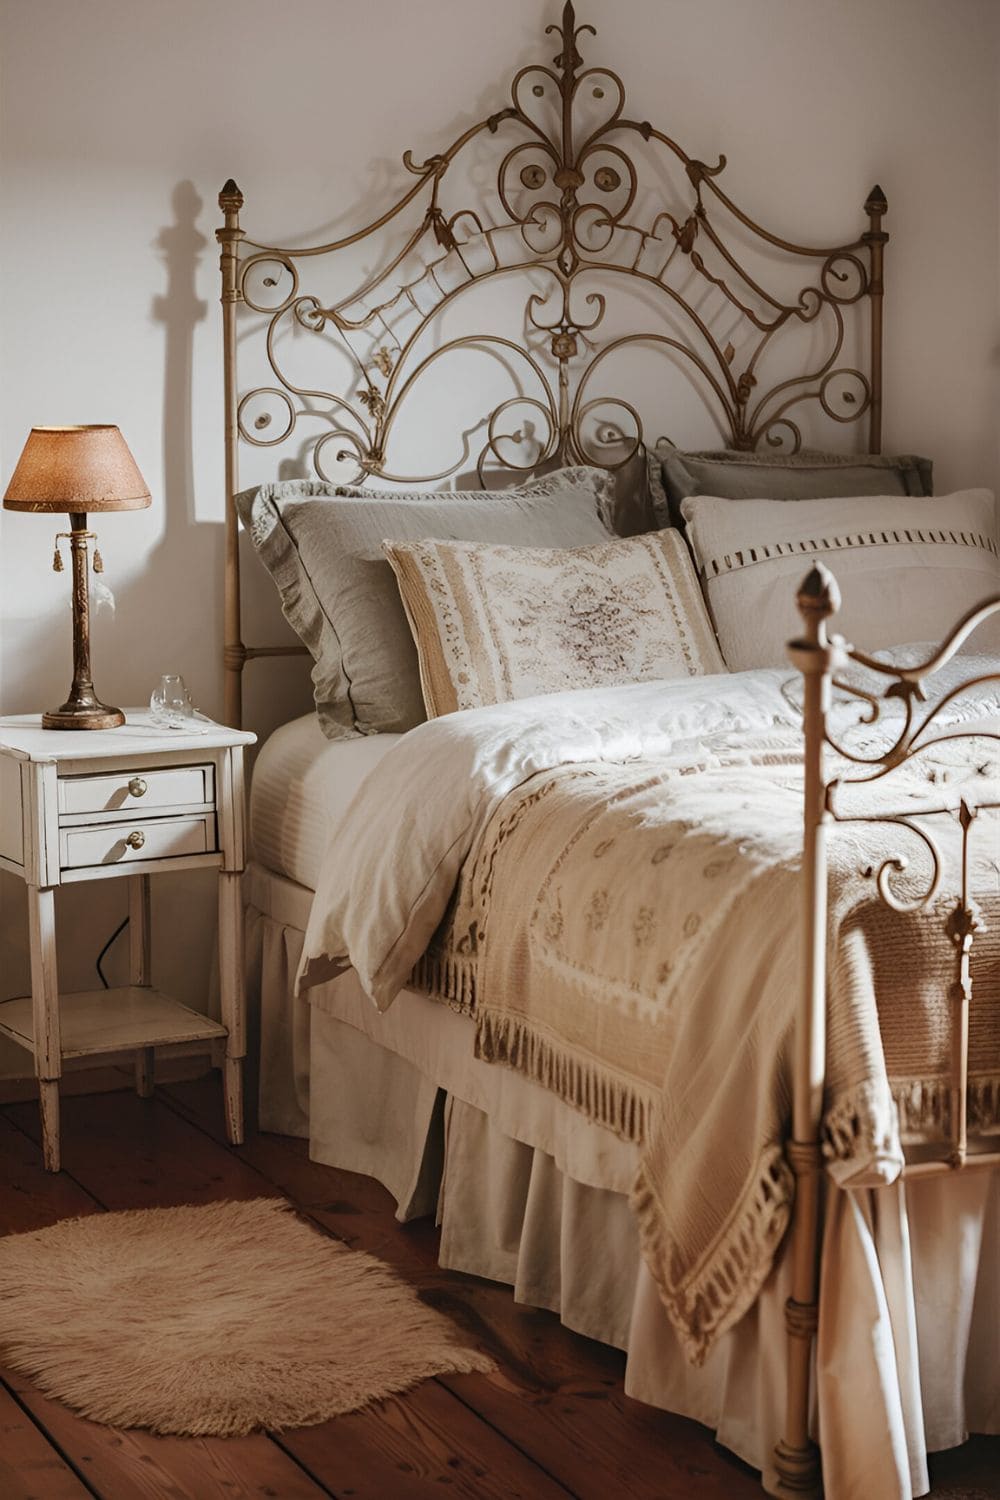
[216,5,999,1493]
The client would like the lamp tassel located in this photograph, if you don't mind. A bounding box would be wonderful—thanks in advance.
[93,545,104,573]
[52,538,64,572]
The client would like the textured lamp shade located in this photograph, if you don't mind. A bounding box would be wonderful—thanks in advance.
[3,425,151,513]
[2,424,151,730]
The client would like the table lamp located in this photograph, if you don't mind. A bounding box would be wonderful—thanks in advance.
[3,425,151,730]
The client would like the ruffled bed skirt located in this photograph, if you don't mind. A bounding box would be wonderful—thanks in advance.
[248,887,999,1500]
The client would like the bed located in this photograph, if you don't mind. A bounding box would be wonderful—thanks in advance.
[218,7,1000,1497]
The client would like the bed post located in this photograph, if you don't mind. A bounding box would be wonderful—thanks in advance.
[217,179,245,729]
[863,184,887,455]
[774,565,841,1498]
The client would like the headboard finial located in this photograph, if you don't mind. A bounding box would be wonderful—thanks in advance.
[797,565,841,628]
[865,183,888,218]
[547,0,593,76]
[219,179,244,217]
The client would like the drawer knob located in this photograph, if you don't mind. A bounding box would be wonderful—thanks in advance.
[125,830,146,850]
[128,777,148,798]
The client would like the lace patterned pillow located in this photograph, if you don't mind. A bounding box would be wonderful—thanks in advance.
[382,531,726,716]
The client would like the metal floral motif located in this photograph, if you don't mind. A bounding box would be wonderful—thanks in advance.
[218,1,886,493]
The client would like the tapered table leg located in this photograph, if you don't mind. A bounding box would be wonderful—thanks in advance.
[28,886,61,1173]
[218,870,246,1145]
[129,874,155,1097]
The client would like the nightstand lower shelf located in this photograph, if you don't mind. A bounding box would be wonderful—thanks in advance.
[0,986,227,1059]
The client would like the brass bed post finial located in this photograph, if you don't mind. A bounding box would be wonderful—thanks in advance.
[774,564,841,1500]
[218,179,246,728]
[797,562,841,645]
[863,184,888,456]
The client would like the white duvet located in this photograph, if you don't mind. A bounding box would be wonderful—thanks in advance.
[298,654,1000,1010]
[298,668,812,1004]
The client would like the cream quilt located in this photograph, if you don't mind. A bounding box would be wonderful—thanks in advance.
[297,665,1000,1363]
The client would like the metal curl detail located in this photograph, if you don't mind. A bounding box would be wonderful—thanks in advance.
[573,395,643,466]
[819,368,871,423]
[758,418,803,454]
[820,251,868,305]
[829,806,944,915]
[313,428,372,485]
[236,387,296,447]
[240,252,299,315]
[821,605,1000,773]
[483,396,558,477]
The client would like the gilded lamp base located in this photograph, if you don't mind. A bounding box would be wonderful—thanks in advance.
[41,511,125,731]
[43,693,125,732]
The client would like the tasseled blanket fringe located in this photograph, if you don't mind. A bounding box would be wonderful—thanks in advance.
[894,1073,1000,1139]
[410,946,479,1017]
[819,1074,1000,1173]
[631,1144,794,1367]
[475,1008,654,1144]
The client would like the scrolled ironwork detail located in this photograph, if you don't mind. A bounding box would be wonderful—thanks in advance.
[789,567,1000,1230]
[219,1,885,492]
[236,388,296,448]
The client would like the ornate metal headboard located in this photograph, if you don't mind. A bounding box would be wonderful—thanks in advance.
[217,0,888,728]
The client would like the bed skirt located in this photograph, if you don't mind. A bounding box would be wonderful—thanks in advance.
[247,875,999,1500]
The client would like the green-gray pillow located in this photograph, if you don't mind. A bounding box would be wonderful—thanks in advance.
[529,445,660,536]
[655,447,933,528]
[236,468,615,738]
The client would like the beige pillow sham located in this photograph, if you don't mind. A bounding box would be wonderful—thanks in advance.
[383,531,726,717]
[682,488,1000,670]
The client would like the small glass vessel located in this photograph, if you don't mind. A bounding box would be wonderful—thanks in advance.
[149,673,196,729]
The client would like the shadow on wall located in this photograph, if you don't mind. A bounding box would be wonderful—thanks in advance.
[152,180,209,589]
[144,179,215,708]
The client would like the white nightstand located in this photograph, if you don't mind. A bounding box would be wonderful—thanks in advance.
[0,711,256,1171]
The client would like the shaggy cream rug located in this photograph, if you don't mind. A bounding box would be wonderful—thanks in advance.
[0,1198,493,1436]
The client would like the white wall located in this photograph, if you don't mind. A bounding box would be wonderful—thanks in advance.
[1,0,999,1068]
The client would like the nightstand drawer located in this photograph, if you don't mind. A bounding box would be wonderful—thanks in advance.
[59,814,216,870]
[58,764,214,818]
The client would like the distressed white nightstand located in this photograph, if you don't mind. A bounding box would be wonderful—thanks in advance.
[0,711,256,1171]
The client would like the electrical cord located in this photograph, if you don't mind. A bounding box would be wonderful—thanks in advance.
[96,916,130,989]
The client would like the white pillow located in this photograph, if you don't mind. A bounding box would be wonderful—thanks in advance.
[682,489,1000,669]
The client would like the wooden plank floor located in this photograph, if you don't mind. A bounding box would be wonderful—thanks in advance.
[0,1076,996,1500]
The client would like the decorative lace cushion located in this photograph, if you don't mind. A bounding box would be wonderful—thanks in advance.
[382,531,726,717]
[235,468,614,738]
[655,447,933,528]
[682,489,1000,671]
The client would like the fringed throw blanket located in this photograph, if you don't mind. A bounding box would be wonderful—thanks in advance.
[298,668,1000,1364]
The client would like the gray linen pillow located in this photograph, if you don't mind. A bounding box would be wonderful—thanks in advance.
[235,468,615,738]
[655,448,934,527]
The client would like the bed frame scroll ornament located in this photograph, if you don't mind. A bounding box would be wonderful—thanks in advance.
[217,1,888,729]
[780,567,1000,1496]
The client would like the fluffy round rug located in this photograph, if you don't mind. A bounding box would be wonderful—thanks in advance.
[0,1197,493,1436]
